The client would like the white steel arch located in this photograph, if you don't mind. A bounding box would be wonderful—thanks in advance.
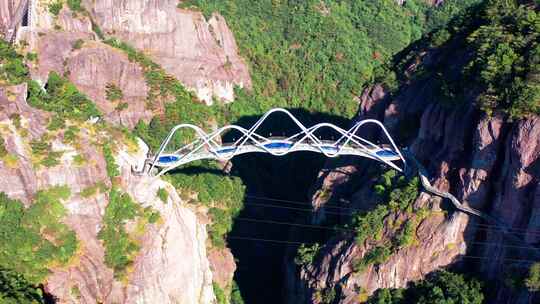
[147,108,406,176]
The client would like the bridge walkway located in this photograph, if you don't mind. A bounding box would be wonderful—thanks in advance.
[406,151,540,259]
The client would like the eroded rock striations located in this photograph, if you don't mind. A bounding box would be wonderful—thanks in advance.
[14,0,251,128]
[85,0,251,104]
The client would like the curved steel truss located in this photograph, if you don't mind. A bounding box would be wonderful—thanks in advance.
[147,108,406,176]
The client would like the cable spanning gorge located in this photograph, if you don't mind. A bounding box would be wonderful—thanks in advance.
[145,108,406,176]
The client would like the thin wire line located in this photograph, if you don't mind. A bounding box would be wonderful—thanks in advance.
[234,217,540,251]
[244,197,540,236]
[229,236,307,246]
[244,201,344,216]
[236,217,349,231]
[245,195,540,234]
[227,236,537,264]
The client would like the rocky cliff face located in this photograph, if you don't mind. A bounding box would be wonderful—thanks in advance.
[287,39,539,303]
[0,83,218,303]
[84,0,251,105]
[14,0,251,128]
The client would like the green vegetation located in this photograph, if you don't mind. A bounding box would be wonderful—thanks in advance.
[91,19,105,40]
[525,262,540,292]
[26,52,38,62]
[103,144,120,179]
[47,115,66,131]
[170,0,478,121]
[30,137,63,168]
[294,243,321,267]
[157,188,168,203]
[212,280,245,303]
[98,189,160,279]
[80,181,108,198]
[115,102,129,111]
[367,270,484,304]
[98,189,140,279]
[72,39,84,50]
[384,0,539,119]
[0,268,44,304]
[230,280,245,304]
[63,125,80,144]
[105,83,124,101]
[48,1,63,17]
[353,204,390,246]
[0,187,78,283]
[27,73,101,121]
[353,245,392,273]
[104,38,193,104]
[67,0,83,13]
[350,170,420,272]
[105,38,213,149]
[214,282,227,304]
[314,287,337,304]
[0,40,29,85]
[0,137,7,158]
[464,0,540,119]
[10,114,21,129]
[166,161,245,247]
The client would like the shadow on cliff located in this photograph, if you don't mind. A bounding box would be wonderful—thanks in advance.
[170,108,356,304]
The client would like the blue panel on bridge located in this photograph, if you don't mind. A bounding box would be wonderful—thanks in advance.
[158,155,180,163]
[217,147,237,154]
[376,149,398,157]
[321,145,338,152]
[264,142,293,149]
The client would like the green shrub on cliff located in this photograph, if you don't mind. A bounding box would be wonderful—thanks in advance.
[0,268,45,304]
[98,188,161,279]
[105,83,123,101]
[368,270,484,304]
[294,243,321,267]
[27,73,101,121]
[0,188,78,284]
[48,1,63,16]
[353,245,392,273]
[157,188,168,203]
[351,171,420,272]
[0,137,7,158]
[0,40,29,85]
[166,160,245,247]
[103,143,120,179]
[67,0,83,13]
[98,189,140,279]
[525,262,540,292]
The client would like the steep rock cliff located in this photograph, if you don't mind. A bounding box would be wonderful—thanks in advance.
[14,0,251,128]
[0,82,216,303]
[287,21,539,304]
[84,0,251,104]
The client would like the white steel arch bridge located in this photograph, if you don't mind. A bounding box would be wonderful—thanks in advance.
[139,107,540,258]
[145,108,406,177]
